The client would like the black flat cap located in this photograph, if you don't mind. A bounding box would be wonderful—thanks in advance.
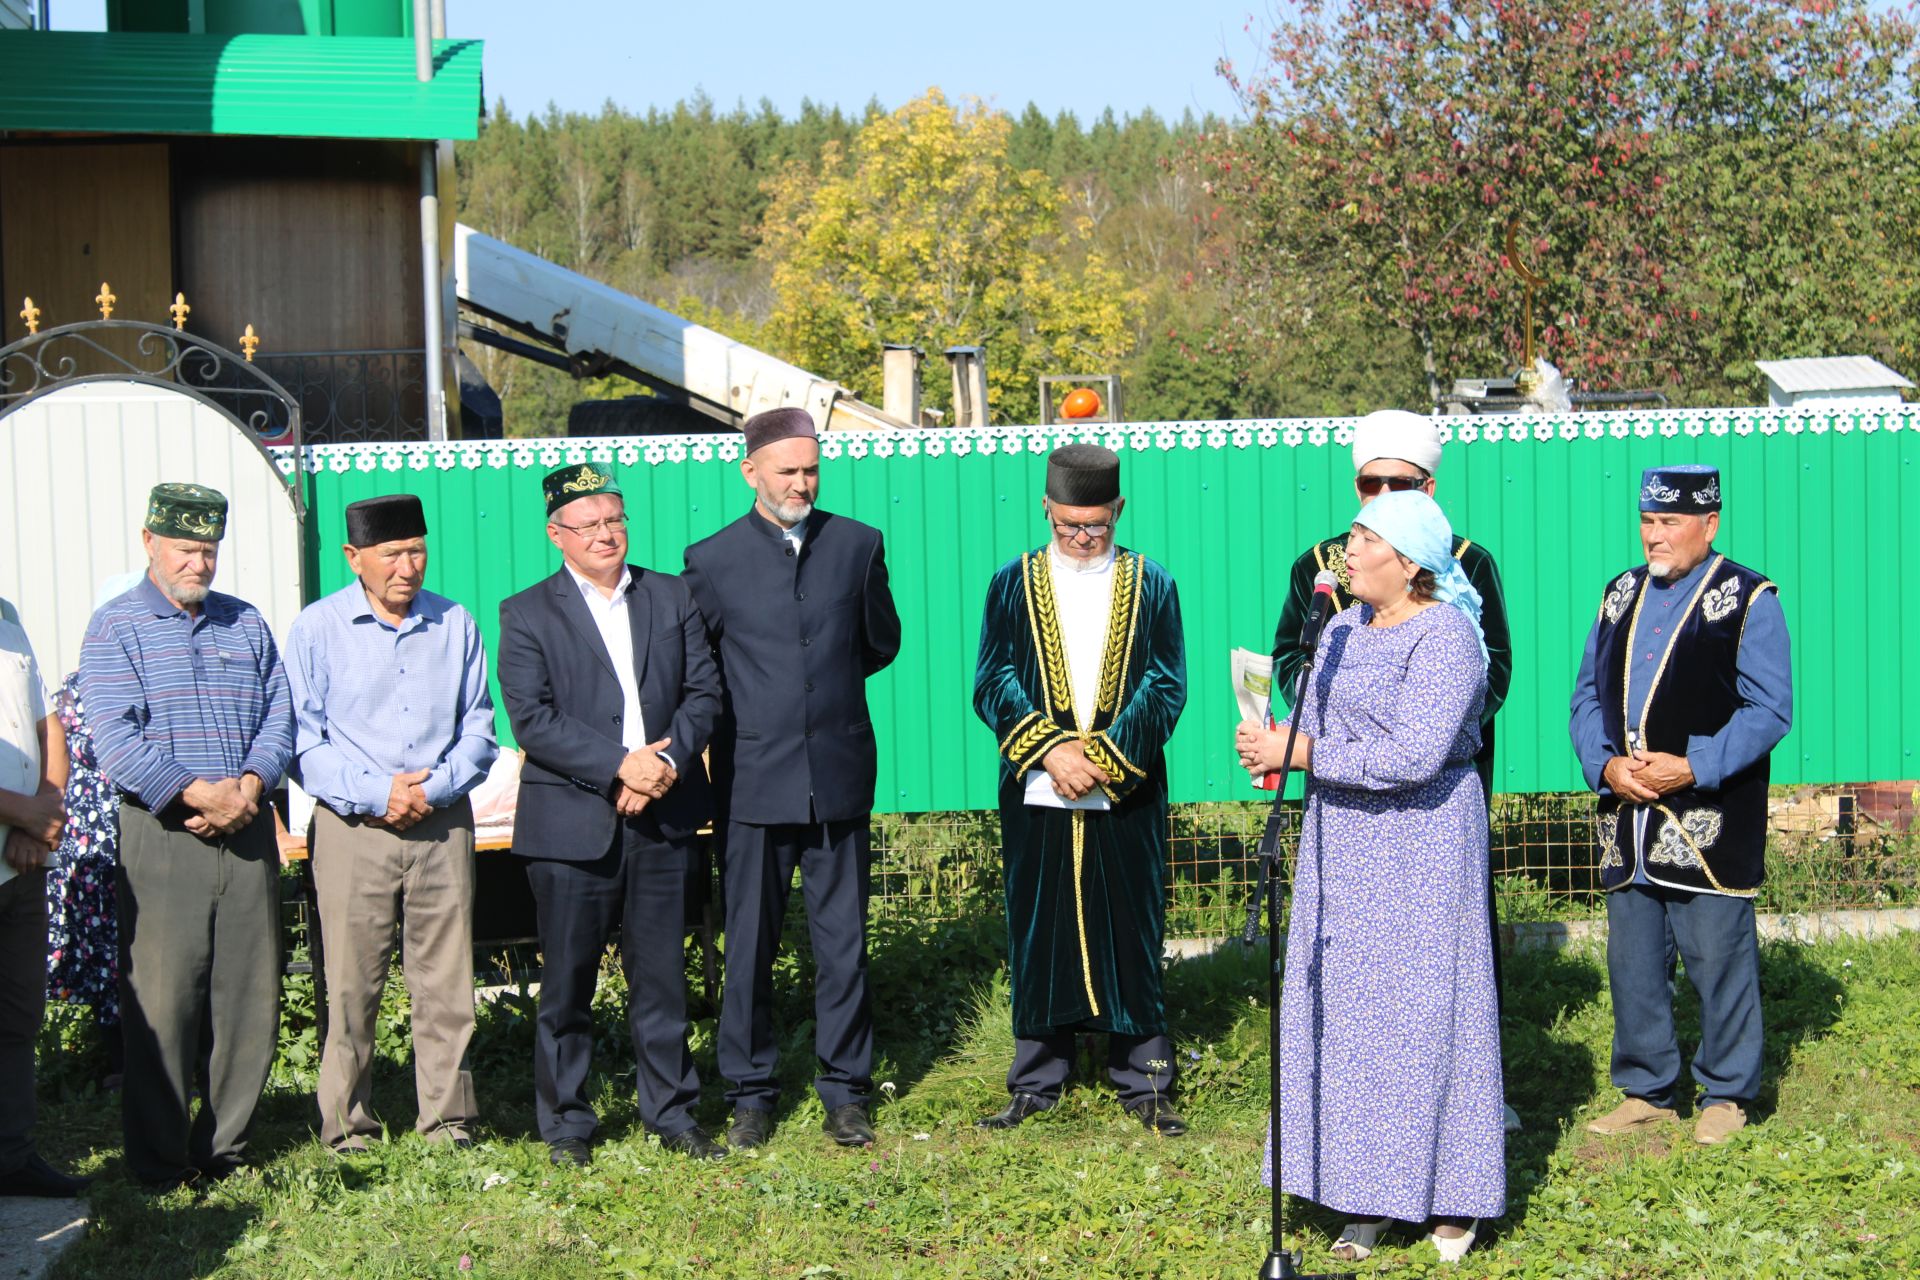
[344,494,427,547]
[1046,443,1121,506]
[743,407,818,455]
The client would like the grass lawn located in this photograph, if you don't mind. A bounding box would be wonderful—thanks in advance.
[33,917,1920,1279]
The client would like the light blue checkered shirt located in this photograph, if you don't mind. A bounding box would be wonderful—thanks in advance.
[285,582,499,815]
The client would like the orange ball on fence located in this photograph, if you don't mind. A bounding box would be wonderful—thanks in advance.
[1062,387,1103,419]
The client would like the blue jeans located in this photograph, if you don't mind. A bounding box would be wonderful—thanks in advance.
[1605,885,1762,1109]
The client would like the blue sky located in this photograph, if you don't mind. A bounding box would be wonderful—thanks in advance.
[52,0,1263,123]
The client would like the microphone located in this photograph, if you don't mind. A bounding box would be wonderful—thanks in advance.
[1298,569,1339,651]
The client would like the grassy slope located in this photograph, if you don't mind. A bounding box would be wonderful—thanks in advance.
[34,922,1920,1279]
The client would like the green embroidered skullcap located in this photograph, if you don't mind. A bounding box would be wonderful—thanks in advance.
[145,482,229,541]
[542,461,622,516]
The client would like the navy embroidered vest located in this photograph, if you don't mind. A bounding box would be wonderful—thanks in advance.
[1592,554,1776,896]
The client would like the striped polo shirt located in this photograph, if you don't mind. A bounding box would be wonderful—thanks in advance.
[79,573,295,810]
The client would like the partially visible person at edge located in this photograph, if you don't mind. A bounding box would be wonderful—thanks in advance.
[683,407,901,1152]
[1268,407,1519,1134]
[1239,489,1505,1266]
[0,594,90,1197]
[286,494,499,1157]
[499,462,726,1167]
[1569,465,1791,1150]
[43,571,142,1095]
[79,484,295,1190]
[970,444,1191,1137]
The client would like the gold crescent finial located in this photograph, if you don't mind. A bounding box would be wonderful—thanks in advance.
[239,323,260,362]
[19,297,40,335]
[95,282,117,320]
[1504,218,1548,376]
[169,292,191,331]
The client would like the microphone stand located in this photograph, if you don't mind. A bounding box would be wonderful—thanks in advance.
[1243,644,1354,1280]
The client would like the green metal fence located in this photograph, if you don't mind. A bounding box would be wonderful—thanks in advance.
[293,406,1920,815]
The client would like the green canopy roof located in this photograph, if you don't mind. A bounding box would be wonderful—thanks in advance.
[0,31,484,141]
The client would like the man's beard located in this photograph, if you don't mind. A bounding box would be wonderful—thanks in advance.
[766,496,813,524]
[165,577,211,604]
[1646,558,1678,581]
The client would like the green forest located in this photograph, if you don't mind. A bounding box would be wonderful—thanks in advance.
[453,0,1920,436]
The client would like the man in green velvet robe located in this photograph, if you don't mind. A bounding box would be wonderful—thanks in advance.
[972,444,1189,1136]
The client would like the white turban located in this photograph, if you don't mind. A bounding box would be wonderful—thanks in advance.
[1351,409,1443,476]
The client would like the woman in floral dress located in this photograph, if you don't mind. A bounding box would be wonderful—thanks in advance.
[45,669,122,1080]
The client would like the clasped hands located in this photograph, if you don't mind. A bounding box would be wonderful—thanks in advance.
[615,738,676,816]
[1603,750,1693,804]
[1041,739,1109,801]
[1235,719,1313,777]
[182,773,264,839]
[2,784,66,873]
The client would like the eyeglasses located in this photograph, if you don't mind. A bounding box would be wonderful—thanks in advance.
[1052,522,1112,541]
[552,516,629,537]
[1355,474,1427,496]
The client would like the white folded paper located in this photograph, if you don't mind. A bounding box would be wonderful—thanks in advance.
[1023,769,1112,811]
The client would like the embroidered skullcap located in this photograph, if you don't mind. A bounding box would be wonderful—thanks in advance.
[1352,490,1488,667]
[145,483,228,541]
[1351,409,1443,476]
[344,494,427,547]
[742,407,819,456]
[1639,465,1721,513]
[542,462,621,516]
[1045,443,1121,506]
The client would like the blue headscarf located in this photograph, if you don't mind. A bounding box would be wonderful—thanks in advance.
[1351,489,1488,667]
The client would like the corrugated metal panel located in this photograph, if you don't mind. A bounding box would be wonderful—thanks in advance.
[0,381,305,679]
[294,410,1920,813]
[1754,356,1914,394]
[0,31,484,140]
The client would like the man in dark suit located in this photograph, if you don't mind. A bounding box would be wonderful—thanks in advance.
[498,461,725,1166]
[683,407,901,1150]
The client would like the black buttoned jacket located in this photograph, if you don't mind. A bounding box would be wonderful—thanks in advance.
[683,508,901,826]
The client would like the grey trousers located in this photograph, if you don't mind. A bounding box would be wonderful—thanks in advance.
[117,802,281,1185]
[0,869,49,1175]
[312,801,477,1148]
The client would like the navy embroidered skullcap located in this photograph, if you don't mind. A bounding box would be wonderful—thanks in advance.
[1639,465,1721,513]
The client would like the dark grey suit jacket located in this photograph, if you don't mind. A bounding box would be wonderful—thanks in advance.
[498,564,720,856]
[683,508,900,825]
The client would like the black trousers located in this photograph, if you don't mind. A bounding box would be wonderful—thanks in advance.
[522,818,700,1142]
[0,870,48,1176]
[1008,1031,1176,1109]
[718,817,873,1112]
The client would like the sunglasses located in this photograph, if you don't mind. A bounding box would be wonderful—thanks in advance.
[1355,474,1427,496]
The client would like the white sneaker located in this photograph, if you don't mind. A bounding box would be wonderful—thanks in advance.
[1503,1103,1523,1133]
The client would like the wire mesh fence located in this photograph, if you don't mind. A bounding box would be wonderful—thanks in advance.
[869,784,1920,938]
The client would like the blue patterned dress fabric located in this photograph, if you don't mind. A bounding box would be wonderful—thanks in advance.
[1263,602,1506,1221]
[44,672,120,1026]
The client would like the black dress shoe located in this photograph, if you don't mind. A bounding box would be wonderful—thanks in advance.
[0,1154,92,1197]
[822,1103,875,1147]
[1126,1100,1189,1136]
[548,1137,592,1168]
[728,1107,774,1150]
[977,1092,1055,1130]
[660,1126,727,1161]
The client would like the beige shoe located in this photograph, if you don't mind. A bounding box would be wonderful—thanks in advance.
[1585,1097,1677,1135]
[1693,1102,1748,1145]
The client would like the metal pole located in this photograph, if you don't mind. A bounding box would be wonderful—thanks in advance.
[414,0,447,440]
[430,0,447,39]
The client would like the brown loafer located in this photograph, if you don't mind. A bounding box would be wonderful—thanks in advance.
[1585,1097,1677,1135]
[1693,1101,1747,1145]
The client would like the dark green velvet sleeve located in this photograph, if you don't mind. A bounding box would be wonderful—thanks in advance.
[1463,542,1512,722]
[1269,544,1323,713]
[1085,564,1186,802]
[972,559,1075,776]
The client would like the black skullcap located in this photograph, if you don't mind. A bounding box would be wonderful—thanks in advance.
[1045,443,1121,506]
[344,494,428,547]
[742,407,818,455]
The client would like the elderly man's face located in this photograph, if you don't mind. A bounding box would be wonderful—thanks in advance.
[1641,511,1719,580]
[743,436,821,526]
[346,536,428,616]
[548,493,629,579]
[143,530,219,607]
[1046,497,1122,563]
[1354,457,1435,507]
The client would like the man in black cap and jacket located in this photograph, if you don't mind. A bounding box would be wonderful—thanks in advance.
[683,407,901,1150]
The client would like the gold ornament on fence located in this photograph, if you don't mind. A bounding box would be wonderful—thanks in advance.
[169,293,191,331]
[18,297,40,335]
[95,282,117,320]
[1504,218,1549,398]
[239,323,261,362]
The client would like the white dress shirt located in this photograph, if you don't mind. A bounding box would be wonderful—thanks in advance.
[1047,545,1116,730]
[566,564,647,751]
